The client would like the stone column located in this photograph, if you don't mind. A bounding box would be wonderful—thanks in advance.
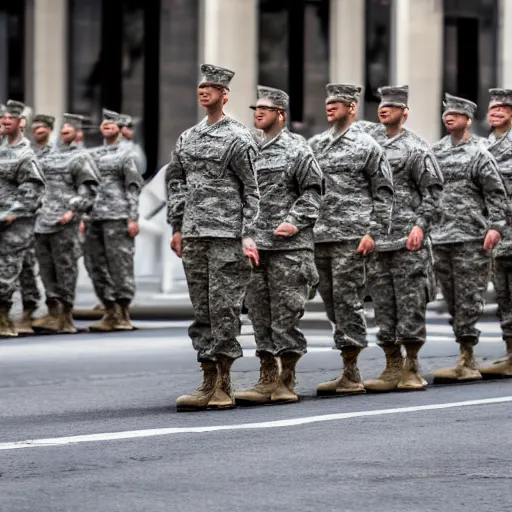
[199,0,258,127]
[391,0,443,143]
[329,0,365,115]
[498,0,512,87]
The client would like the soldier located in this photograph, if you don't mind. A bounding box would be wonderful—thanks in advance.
[118,114,146,176]
[364,85,444,392]
[166,64,260,412]
[431,94,507,382]
[307,84,394,396]
[234,86,322,405]
[13,114,56,335]
[479,88,512,377]
[83,109,143,332]
[0,100,45,337]
[31,114,100,334]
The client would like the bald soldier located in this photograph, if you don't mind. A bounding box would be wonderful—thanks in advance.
[431,94,507,382]
[234,86,322,405]
[167,64,260,412]
[308,84,393,396]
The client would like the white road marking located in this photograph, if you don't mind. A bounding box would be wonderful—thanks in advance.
[1,396,510,451]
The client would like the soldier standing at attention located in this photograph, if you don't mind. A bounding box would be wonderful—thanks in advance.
[364,86,444,392]
[431,94,507,383]
[118,114,146,176]
[234,86,322,405]
[32,114,99,334]
[0,100,45,337]
[308,84,393,396]
[166,64,260,412]
[84,109,143,332]
[479,88,512,377]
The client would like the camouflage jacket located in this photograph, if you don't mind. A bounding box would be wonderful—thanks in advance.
[89,141,143,222]
[252,128,322,250]
[370,128,444,251]
[35,141,100,234]
[487,129,512,256]
[120,139,147,175]
[309,124,393,244]
[431,135,507,245]
[0,136,45,253]
[166,116,260,239]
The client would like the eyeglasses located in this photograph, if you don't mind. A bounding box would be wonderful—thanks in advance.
[252,106,284,112]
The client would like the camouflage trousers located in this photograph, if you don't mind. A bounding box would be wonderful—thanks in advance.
[434,242,491,345]
[182,238,251,362]
[245,249,317,356]
[315,242,368,349]
[83,220,135,306]
[17,242,41,309]
[493,255,512,341]
[35,224,81,306]
[0,248,27,309]
[368,247,430,346]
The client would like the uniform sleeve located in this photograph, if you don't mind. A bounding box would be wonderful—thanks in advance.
[411,150,444,233]
[474,151,508,233]
[229,140,260,238]
[165,136,187,234]
[8,155,46,218]
[283,149,323,230]
[123,154,143,222]
[364,145,394,238]
[68,155,100,214]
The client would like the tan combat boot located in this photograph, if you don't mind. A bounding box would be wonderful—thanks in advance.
[59,303,78,334]
[478,339,512,378]
[271,352,301,403]
[114,303,135,331]
[364,345,404,392]
[14,307,37,335]
[317,346,366,396]
[397,343,428,391]
[208,355,236,409]
[32,300,62,332]
[176,362,218,412]
[0,306,17,338]
[89,303,120,332]
[235,351,279,405]
[432,342,483,383]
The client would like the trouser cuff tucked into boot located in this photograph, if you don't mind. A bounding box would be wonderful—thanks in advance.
[271,352,301,403]
[32,299,62,332]
[115,299,135,331]
[397,342,428,391]
[235,351,279,405]
[176,362,218,412]
[89,301,121,332]
[432,341,482,383]
[59,302,78,334]
[364,344,404,392]
[208,355,236,409]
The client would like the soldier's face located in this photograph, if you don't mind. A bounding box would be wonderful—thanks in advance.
[198,84,224,108]
[33,123,51,143]
[121,126,133,140]
[488,105,512,128]
[377,106,405,126]
[1,114,21,135]
[253,99,281,130]
[326,102,352,123]
[443,113,469,132]
[60,123,78,144]
[100,121,120,138]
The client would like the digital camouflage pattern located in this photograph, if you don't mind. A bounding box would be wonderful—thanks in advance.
[166,116,259,238]
[36,224,82,305]
[83,220,136,305]
[120,138,147,175]
[431,135,507,245]
[252,128,322,250]
[245,249,317,356]
[181,238,250,362]
[493,256,512,340]
[309,124,393,243]
[18,244,41,309]
[434,242,491,345]
[314,242,368,348]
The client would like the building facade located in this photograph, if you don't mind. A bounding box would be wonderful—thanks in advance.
[3,0,511,293]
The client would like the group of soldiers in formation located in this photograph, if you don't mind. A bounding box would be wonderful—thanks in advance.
[167,63,512,412]
[2,63,512,413]
[0,101,145,339]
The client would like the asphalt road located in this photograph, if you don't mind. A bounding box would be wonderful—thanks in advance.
[1,320,511,512]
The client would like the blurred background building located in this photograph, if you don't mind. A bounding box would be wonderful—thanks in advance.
[2,0,511,295]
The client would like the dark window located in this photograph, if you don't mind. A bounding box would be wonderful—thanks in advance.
[364,0,392,121]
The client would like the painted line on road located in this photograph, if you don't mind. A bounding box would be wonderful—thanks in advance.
[1,396,511,451]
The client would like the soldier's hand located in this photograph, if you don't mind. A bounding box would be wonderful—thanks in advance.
[6,215,17,225]
[58,210,75,224]
[79,221,86,234]
[127,221,140,238]
[356,234,375,256]
[406,225,424,251]
[171,232,183,258]
[273,222,299,237]
[242,237,260,267]
[483,229,501,251]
